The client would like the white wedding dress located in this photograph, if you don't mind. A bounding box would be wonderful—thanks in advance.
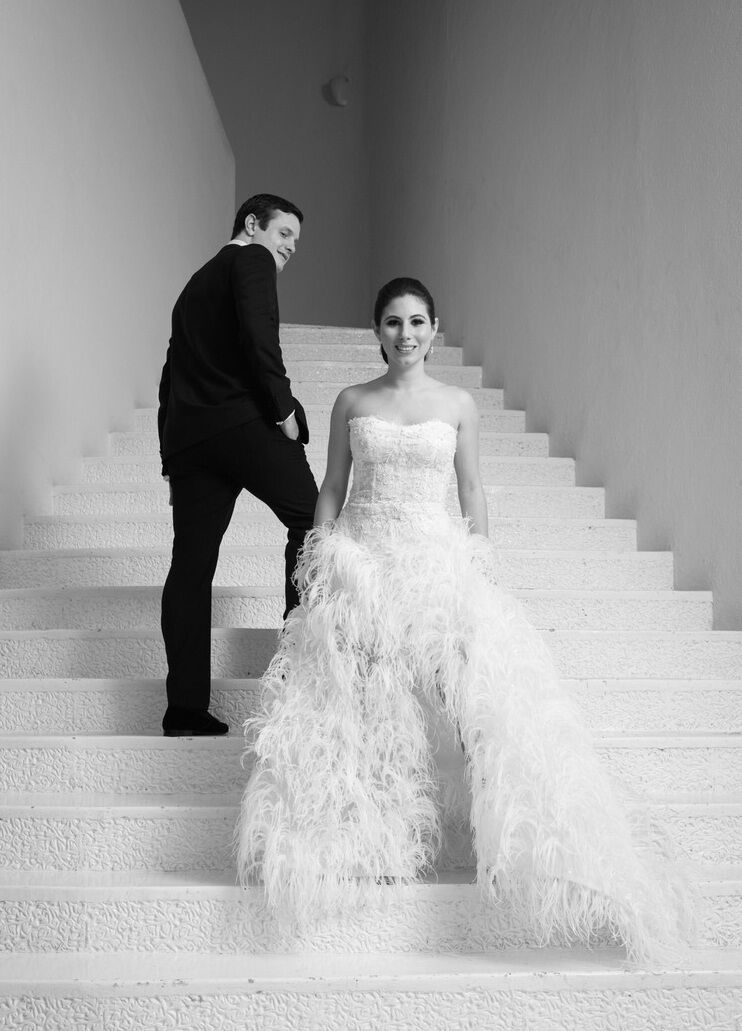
[236,415,691,963]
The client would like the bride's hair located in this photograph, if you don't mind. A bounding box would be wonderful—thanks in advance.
[373,278,436,365]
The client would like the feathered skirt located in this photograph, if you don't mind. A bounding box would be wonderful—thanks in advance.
[235,514,693,964]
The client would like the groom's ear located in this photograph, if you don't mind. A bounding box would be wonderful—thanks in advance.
[243,214,257,237]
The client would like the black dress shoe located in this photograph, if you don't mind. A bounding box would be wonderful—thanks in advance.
[162,708,229,737]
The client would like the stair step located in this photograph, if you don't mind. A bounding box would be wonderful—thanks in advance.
[0,733,737,798]
[0,547,668,591]
[24,513,636,552]
[281,324,451,347]
[108,429,549,458]
[0,586,711,632]
[1,678,739,735]
[285,361,482,387]
[281,340,459,363]
[142,383,503,407]
[0,795,736,870]
[132,404,523,434]
[3,947,740,1031]
[52,483,605,518]
[1,628,740,680]
[0,869,735,953]
[78,454,575,487]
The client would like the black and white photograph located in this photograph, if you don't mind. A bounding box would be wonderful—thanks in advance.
[0,1,740,1027]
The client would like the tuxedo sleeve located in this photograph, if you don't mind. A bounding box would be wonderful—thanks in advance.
[231,245,294,422]
[157,342,172,476]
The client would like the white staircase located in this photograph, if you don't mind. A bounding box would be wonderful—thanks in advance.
[1,325,740,1029]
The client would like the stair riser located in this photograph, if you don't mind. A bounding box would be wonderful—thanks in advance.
[284,363,482,387]
[0,810,733,870]
[108,432,549,459]
[24,517,636,553]
[0,888,732,953]
[132,407,523,434]
[0,552,669,591]
[0,743,736,796]
[0,591,712,632]
[281,326,445,346]
[7,985,742,1031]
[282,342,458,362]
[79,456,574,487]
[283,326,453,346]
[53,484,605,518]
[1,681,738,735]
[1,633,739,680]
[229,382,503,404]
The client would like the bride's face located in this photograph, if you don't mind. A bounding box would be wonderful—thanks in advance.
[375,294,438,368]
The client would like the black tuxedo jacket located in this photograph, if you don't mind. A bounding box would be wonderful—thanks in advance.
[158,242,308,475]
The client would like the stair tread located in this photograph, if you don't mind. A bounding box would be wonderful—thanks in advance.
[3,676,740,689]
[2,790,739,810]
[0,863,736,889]
[2,947,740,990]
[2,731,739,747]
[0,585,712,600]
[2,627,737,640]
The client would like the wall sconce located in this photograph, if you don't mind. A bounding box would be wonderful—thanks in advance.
[323,75,351,107]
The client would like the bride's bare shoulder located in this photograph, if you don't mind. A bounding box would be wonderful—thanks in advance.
[334,379,385,418]
[428,383,477,428]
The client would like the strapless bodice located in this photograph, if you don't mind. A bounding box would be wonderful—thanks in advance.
[337,416,458,539]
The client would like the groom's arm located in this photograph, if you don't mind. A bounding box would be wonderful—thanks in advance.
[157,341,172,476]
[231,244,295,424]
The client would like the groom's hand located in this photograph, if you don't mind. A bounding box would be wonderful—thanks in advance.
[279,412,300,441]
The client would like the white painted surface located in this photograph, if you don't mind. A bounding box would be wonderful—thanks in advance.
[179,0,371,327]
[0,0,235,546]
[367,0,742,628]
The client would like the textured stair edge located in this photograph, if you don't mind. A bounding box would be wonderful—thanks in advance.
[25,514,635,551]
[278,361,483,385]
[0,883,735,952]
[0,585,714,633]
[3,946,741,992]
[131,406,527,433]
[0,799,734,871]
[0,677,737,736]
[1,731,739,749]
[0,552,676,594]
[106,430,550,458]
[6,628,742,681]
[4,983,740,1031]
[76,454,577,488]
[280,342,460,362]
[0,794,738,817]
[4,627,742,646]
[0,731,737,800]
[280,322,449,344]
[49,484,604,519]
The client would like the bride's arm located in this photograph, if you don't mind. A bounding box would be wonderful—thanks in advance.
[454,393,488,536]
[314,388,354,526]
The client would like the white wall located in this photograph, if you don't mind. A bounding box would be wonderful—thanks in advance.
[0,0,234,546]
[179,0,370,327]
[368,0,742,629]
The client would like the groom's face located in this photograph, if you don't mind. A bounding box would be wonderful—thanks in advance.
[246,209,301,272]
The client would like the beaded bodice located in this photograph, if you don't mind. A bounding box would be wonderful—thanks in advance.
[337,416,457,539]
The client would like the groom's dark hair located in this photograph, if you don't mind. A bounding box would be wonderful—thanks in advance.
[231,194,304,238]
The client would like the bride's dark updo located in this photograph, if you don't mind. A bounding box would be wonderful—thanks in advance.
[373,277,436,365]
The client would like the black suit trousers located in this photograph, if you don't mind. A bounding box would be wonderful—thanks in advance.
[161,419,318,714]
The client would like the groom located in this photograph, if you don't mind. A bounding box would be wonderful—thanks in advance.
[158,194,318,736]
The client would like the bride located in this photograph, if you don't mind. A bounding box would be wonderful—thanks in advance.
[236,277,691,963]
